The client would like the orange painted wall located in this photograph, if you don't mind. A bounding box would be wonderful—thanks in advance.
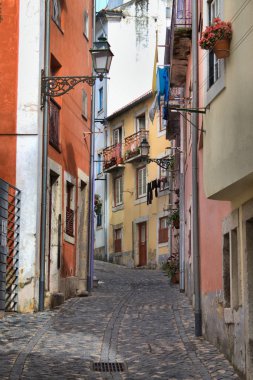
[49,0,92,277]
[0,0,19,185]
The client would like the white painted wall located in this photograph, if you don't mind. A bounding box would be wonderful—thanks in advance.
[16,0,45,312]
[107,0,171,115]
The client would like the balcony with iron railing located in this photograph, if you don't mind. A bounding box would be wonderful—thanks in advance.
[170,0,192,87]
[103,143,125,173]
[124,130,149,163]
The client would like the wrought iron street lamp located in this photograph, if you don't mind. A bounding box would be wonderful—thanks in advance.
[140,139,174,170]
[91,38,114,78]
[41,38,114,104]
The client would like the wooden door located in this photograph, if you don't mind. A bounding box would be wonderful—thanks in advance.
[138,222,147,266]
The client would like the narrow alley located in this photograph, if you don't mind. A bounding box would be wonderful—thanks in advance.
[0,261,239,380]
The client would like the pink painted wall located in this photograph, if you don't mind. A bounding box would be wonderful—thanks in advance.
[183,32,231,295]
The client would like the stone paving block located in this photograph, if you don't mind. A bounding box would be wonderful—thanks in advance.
[0,261,242,379]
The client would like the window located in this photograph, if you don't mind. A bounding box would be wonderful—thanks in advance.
[114,228,122,252]
[98,87,103,111]
[52,0,62,28]
[49,100,60,150]
[83,10,89,39]
[97,153,102,176]
[112,127,123,159]
[159,217,168,243]
[159,163,169,191]
[113,127,122,144]
[97,213,102,228]
[136,113,146,131]
[66,182,74,236]
[114,176,123,206]
[82,89,88,119]
[223,226,240,310]
[208,0,221,88]
[50,54,61,76]
[137,166,147,198]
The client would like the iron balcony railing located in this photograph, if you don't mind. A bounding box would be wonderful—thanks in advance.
[103,143,124,171]
[124,130,149,161]
[173,0,192,28]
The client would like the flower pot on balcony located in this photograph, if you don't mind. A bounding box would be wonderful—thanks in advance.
[173,219,180,229]
[171,271,179,284]
[213,39,230,59]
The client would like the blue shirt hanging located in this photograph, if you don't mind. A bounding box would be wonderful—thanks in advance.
[156,67,170,108]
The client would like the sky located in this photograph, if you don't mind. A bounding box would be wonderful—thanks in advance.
[96,0,108,11]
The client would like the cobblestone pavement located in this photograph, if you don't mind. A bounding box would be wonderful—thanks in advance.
[0,261,241,380]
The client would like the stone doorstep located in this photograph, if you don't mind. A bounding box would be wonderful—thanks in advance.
[0,311,4,319]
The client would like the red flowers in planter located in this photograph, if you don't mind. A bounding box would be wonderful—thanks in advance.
[199,18,232,51]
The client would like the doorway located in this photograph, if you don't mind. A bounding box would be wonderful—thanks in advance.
[138,222,147,266]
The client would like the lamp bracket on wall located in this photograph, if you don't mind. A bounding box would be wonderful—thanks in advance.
[146,157,174,170]
[169,106,206,114]
[41,70,105,107]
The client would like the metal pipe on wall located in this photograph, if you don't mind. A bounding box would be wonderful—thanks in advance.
[39,0,50,311]
[87,0,97,292]
[192,0,202,337]
[179,89,185,292]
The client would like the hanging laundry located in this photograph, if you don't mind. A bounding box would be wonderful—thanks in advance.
[162,103,168,120]
[149,94,158,123]
[151,179,159,198]
[147,182,153,205]
[156,67,170,108]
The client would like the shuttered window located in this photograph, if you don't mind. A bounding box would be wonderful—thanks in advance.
[114,176,123,206]
[83,10,89,39]
[52,0,62,28]
[159,217,168,243]
[82,89,88,119]
[49,100,60,150]
[66,182,74,236]
[137,166,147,198]
[114,228,122,252]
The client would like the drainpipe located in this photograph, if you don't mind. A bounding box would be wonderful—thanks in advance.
[104,76,108,262]
[192,0,202,336]
[179,89,185,292]
[87,0,96,292]
[39,0,50,311]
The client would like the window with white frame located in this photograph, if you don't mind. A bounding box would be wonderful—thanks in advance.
[83,10,89,39]
[136,113,146,131]
[113,126,122,145]
[208,0,221,88]
[137,166,147,198]
[82,89,88,119]
[114,176,123,206]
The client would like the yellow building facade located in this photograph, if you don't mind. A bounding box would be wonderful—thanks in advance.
[103,92,173,267]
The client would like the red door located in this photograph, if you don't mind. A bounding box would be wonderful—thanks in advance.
[138,222,147,266]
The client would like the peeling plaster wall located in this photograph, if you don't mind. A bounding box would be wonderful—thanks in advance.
[107,0,172,115]
[202,293,245,376]
[16,0,44,312]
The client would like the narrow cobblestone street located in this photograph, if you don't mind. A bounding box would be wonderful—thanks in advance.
[0,262,240,380]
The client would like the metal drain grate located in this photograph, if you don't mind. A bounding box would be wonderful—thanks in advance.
[92,362,125,372]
